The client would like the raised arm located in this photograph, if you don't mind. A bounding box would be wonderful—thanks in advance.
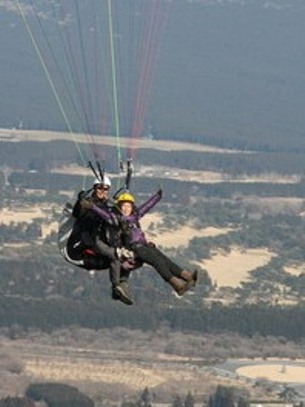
[72,191,90,218]
[137,188,162,219]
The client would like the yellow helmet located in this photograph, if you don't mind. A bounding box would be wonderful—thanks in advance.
[117,192,135,204]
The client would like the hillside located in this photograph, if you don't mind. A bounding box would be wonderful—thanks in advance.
[2,130,305,402]
[1,328,305,402]
[1,129,305,317]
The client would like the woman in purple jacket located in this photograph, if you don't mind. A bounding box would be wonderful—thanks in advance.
[89,189,198,297]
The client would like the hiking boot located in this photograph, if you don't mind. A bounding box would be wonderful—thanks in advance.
[180,269,198,285]
[168,276,193,296]
[113,281,133,305]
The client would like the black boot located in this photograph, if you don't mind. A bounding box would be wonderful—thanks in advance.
[113,282,133,305]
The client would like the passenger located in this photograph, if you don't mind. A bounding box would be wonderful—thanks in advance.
[87,190,198,296]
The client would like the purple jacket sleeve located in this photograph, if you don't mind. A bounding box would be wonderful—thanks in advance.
[90,205,118,226]
[137,189,162,219]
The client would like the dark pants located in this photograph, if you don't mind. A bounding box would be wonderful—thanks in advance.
[83,256,110,270]
[67,236,133,283]
[66,238,105,269]
[133,244,183,282]
[95,237,122,285]
[66,235,115,272]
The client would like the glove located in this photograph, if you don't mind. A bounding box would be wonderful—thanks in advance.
[116,247,134,260]
[147,241,156,248]
[78,190,86,200]
[80,199,93,211]
[157,188,163,198]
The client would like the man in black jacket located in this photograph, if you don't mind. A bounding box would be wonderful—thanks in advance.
[66,176,133,305]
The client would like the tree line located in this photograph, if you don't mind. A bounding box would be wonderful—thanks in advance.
[1,293,305,340]
[3,139,305,178]
[0,384,251,407]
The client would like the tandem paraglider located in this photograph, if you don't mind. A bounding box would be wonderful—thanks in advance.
[58,161,198,305]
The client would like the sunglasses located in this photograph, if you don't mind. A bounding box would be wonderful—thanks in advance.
[95,185,110,191]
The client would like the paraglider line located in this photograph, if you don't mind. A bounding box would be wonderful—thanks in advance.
[107,0,122,168]
[14,0,87,167]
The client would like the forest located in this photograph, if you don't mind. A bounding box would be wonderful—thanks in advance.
[0,384,252,407]
[1,137,305,340]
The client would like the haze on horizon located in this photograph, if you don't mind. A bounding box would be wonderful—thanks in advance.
[1,0,305,149]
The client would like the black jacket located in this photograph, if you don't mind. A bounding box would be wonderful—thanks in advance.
[67,193,113,257]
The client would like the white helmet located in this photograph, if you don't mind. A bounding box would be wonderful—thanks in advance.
[93,175,111,188]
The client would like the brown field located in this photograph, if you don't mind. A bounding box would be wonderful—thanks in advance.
[141,213,235,248]
[0,338,216,399]
[284,264,305,276]
[0,207,46,224]
[196,247,275,288]
[50,163,301,185]
[1,336,297,401]
[1,334,305,401]
[0,128,237,153]
[237,363,305,383]
[0,205,58,240]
